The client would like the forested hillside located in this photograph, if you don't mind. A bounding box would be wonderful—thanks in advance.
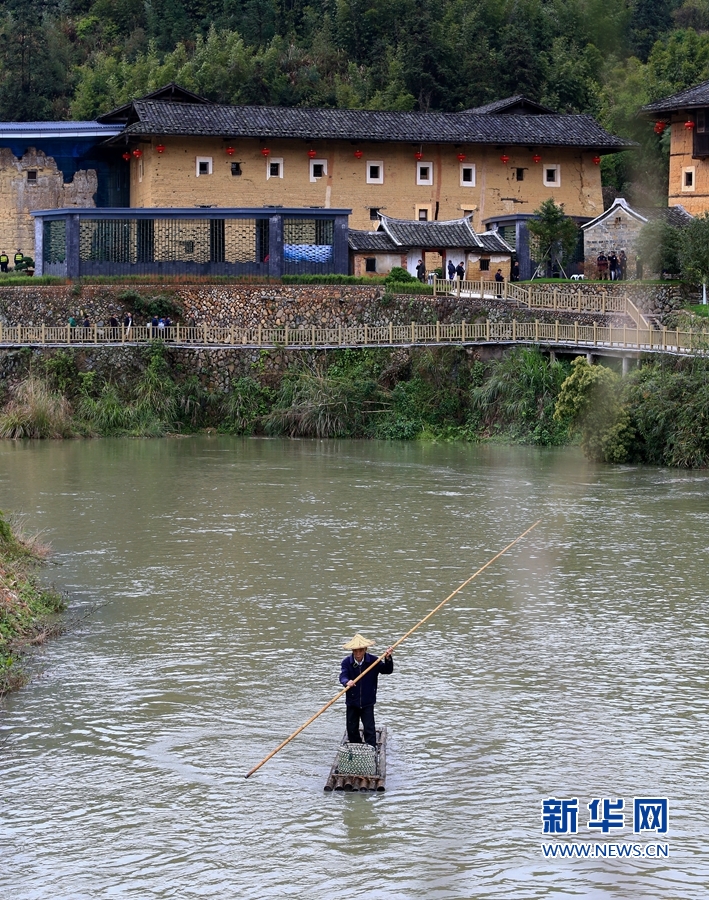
[3,0,709,200]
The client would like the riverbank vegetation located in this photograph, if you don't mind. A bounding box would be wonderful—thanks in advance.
[2,344,709,466]
[0,511,65,696]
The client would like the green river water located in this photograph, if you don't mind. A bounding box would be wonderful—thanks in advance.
[0,437,707,899]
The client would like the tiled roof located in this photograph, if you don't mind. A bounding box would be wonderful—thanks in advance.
[349,216,514,251]
[582,198,694,231]
[637,205,694,227]
[642,81,709,114]
[478,231,516,252]
[348,231,397,251]
[103,98,633,151]
[464,95,554,115]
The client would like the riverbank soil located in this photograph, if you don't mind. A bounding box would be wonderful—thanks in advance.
[0,511,65,695]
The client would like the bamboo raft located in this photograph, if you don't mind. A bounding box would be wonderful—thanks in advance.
[324,727,387,792]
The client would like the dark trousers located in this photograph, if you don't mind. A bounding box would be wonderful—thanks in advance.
[346,704,376,747]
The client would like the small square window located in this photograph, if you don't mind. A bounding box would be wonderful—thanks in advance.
[543,165,560,187]
[366,161,384,184]
[267,158,283,179]
[460,165,475,187]
[365,257,377,273]
[26,170,37,183]
[418,208,429,221]
[417,162,433,186]
[310,159,327,181]
[184,241,195,254]
[682,166,696,191]
[138,157,144,182]
[369,207,380,220]
[480,258,490,271]
[231,162,242,176]
[196,156,213,177]
[515,168,525,181]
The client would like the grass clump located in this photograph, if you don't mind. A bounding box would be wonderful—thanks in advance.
[0,510,66,696]
[0,376,75,439]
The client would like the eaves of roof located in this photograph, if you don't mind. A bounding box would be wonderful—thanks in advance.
[0,122,122,139]
[580,198,649,231]
[642,81,709,115]
[104,100,634,151]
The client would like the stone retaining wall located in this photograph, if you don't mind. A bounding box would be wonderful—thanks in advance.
[0,282,630,332]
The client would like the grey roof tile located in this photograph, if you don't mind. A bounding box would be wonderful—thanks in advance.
[106,99,633,151]
[642,81,709,114]
[464,95,554,115]
[348,231,397,251]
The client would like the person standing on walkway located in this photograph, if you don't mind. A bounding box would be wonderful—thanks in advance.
[0,252,8,273]
[455,261,465,280]
[13,250,23,270]
[416,259,426,282]
[447,259,456,280]
[340,633,393,748]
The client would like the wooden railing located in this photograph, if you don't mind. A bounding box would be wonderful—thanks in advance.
[432,276,630,317]
[2,320,708,355]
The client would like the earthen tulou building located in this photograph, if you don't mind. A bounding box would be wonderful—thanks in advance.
[643,80,709,217]
[0,84,632,279]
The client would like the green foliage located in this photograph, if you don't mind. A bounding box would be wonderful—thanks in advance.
[635,218,683,277]
[471,348,571,445]
[386,267,414,283]
[117,290,181,320]
[554,357,635,462]
[527,199,579,277]
[265,369,382,437]
[282,274,387,284]
[680,213,709,287]
[623,359,709,467]
[218,377,272,434]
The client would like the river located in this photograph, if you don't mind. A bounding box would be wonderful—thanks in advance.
[1,437,707,899]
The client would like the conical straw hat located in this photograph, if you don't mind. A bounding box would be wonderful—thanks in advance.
[342,633,375,650]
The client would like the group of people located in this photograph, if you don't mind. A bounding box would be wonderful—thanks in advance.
[66,312,172,330]
[596,249,627,281]
[0,250,26,273]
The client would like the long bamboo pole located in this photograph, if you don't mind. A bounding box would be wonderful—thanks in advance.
[245,519,541,778]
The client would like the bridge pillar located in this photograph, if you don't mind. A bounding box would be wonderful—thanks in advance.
[622,355,631,377]
[549,350,556,364]
[586,352,595,365]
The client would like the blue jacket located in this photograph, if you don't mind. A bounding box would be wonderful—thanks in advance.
[340,652,393,707]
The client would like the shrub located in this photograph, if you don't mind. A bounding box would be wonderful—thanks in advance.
[386,266,414,282]
[265,371,381,437]
[471,348,571,445]
[218,377,273,434]
[554,357,634,462]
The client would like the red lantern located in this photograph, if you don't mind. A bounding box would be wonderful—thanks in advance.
[654,121,666,135]
[307,149,317,159]
[685,120,695,129]
[122,152,131,161]
[261,147,270,157]
[532,153,541,164]
[414,151,423,161]
[500,154,509,164]
[132,148,143,158]
[226,146,235,156]
[354,149,363,159]
[155,144,165,154]
[592,155,601,165]
[457,152,466,162]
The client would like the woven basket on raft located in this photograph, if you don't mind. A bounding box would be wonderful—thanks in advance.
[336,743,376,775]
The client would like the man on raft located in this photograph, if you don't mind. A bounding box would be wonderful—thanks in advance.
[340,633,394,748]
